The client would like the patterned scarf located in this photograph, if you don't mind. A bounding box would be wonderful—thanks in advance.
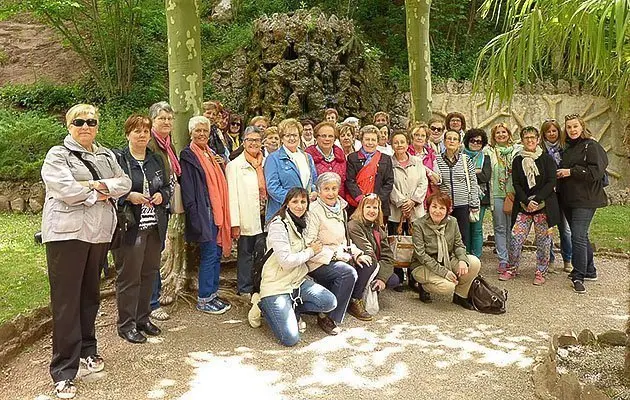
[190,142,232,257]
[544,140,562,166]
[463,147,485,169]
[151,129,181,176]
[495,145,513,192]
[519,147,543,189]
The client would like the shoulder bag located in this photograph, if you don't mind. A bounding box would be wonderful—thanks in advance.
[387,218,414,268]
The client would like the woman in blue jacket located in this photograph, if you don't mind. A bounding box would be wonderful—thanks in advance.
[264,118,318,221]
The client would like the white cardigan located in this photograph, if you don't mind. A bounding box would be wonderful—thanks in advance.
[389,154,428,224]
[225,152,264,236]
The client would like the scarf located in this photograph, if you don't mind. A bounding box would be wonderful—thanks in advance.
[317,146,335,163]
[190,142,232,256]
[244,150,267,202]
[359,147,376,164]
[544,140,562,166]
[322,200,341,214]
[429,220,450,267]
[151,129,181,177]
[463,147,484,169]
[520,147,543,189]
[287,209,306,233]
[495,145,513,192]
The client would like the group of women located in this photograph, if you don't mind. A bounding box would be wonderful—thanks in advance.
[41,103,608,398]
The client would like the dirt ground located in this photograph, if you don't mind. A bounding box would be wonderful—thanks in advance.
[1,249,628,400]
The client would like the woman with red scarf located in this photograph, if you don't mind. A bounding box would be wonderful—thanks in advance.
[180,116,235,314]
[345,125,394,218]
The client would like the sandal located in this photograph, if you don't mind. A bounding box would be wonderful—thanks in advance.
[55,379,76,399]
[150,307,170,321]
[82,354,104,373]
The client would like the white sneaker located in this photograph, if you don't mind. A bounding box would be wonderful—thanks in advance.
[150,307,170,321]
[298,318,306,334]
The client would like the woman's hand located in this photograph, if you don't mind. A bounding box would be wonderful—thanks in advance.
[151,192,163,206]
[429,171,440,185]
[557,168,571,179]
[309,192,318,201]
[309,240,323,254]
[127,192,150,205]
[401,199,415,214]
[445,270,458,283]
[231,226,240,239]
[371,279,386,292]
[456,261,469,278]
[356,254,372,268]
[526,200,538,212]
[214,155,225,165]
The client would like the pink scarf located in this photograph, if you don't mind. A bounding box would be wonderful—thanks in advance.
[151,129,181,177]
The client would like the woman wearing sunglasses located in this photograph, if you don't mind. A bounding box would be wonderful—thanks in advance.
[225,113,244,153]
[462,129,491,257]
[41,104,132,399]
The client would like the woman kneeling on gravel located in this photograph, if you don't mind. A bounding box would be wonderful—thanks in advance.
[249,187,337,346]
[409,192,480,309]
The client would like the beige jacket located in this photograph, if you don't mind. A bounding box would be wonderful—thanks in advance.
[225,152,263,236]
[259,215,313,299]
[41,135,132,244]
[304,197,362,271]
[389,154,428,223]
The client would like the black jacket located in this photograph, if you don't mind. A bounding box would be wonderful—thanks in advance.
[557,138,608,209]
[345,151,395,217]
[114,147,171,246]
[511,152,560,228]
[477,155,492,207]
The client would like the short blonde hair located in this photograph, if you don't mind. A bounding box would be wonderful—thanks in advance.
[250,115,270,127]
[373,111,390,124]
[263,126,279,139]
[66,104,98,128]
[350,194,384,227]
[313,121,338,138]
[338,123,355,140]
[277,118,303,139]
[359,124,379,141]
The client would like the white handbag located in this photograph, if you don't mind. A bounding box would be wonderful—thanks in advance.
[363,263,381,315]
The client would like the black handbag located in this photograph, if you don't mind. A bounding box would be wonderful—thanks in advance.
[468,275,508,314]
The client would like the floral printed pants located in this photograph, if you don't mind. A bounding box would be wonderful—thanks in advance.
[508,212,551,273]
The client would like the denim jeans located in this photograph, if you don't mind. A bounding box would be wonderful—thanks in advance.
[199,225,221,299]
[492,197,512,263]
[259,279,337,347]
[308,261,357,324]
[563,207,596,281]
[150,270,162,311]
[467,206,486,258]
[236,233,264,295]
[550,209,572,264]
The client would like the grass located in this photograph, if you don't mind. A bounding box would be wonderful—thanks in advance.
[0,213,47,324]
[590,205,630,253]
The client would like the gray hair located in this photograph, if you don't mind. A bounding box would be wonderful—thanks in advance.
[243,125,262,139]
[149,101,173,120]
[316,172,342,191]
[188,116,211,133]
[343,116,359,126]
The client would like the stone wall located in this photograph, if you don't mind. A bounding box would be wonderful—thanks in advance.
[0,181,45,213]
[391,79,630,188]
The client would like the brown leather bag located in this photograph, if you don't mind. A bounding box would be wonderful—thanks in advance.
[503,195,514,215]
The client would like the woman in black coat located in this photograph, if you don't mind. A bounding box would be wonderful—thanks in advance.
[498,126,559,286]
[556,114,608,294]
[345,125,395,217]
[114,114,171,344]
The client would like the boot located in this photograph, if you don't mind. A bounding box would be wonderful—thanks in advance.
[418,284,432,303]
[453,293,475,310]
[347,298,373,321]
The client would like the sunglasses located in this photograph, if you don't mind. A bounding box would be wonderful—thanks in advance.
[469,139,483,144]
[564,114,580,121]
[71,118,98,127]
[544,118,556,122]
[231,121,242,126]
[364,193,379,199]
[430,126,444,132]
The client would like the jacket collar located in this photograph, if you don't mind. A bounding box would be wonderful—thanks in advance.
[63,134,109,155]
[391,153,418,168]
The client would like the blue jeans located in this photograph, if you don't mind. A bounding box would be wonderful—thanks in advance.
[550,209,572,264]
[563,207,596,281]
[492,197,512,263]
[199,237,222,299]
[467,206,487,258]
[150,270,161,311]
[308,261,357,324]
[259,280,337,347]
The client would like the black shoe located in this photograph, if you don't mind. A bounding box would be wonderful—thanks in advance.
[137,321,161,336]
[572,280,586,294]
[418,284,432,303]
[393,285,405,293]
[118,328,147,344]
[453,294,475,310]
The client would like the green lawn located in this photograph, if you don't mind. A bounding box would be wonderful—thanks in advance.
[0,205,628,324]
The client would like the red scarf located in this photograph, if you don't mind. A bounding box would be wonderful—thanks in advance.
[346,151,381,207]
[190,142,232,256]
[151,129,181,177]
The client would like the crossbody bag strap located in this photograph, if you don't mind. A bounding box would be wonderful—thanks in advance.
[65,146,117,209]
[462,153,471,192]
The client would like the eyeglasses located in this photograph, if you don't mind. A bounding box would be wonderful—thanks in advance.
[469,139,483,144]
[522,136,538,141]
[71,118,98,127]
[430,126,444,132]
[231,121,241,126]
[244,138,261,143]
[284,134,299,139]
[155,116,173,122]
[564,114,580,121]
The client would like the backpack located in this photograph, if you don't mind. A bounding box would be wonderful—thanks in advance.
[468,275,508,314]
[251,219,289,294]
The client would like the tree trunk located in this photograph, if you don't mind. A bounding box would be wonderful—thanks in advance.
[405,0,432,123]
[160,0,203,305]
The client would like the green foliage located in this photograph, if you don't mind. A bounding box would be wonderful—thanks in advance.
[0,213,48,324]
[0,49,8,66]
[0,82,89,113]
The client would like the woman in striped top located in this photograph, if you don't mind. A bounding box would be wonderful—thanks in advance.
[436,130,481,248]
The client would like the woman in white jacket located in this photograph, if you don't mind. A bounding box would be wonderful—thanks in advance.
[226,126,267,297]
[252,187,336,347]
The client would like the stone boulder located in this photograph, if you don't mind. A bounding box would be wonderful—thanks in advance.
[597,329,627,346]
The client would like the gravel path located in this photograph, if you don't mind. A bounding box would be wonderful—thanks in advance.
[1,249,628,400]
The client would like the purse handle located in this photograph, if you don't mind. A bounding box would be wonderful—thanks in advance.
[396,216,413,235]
